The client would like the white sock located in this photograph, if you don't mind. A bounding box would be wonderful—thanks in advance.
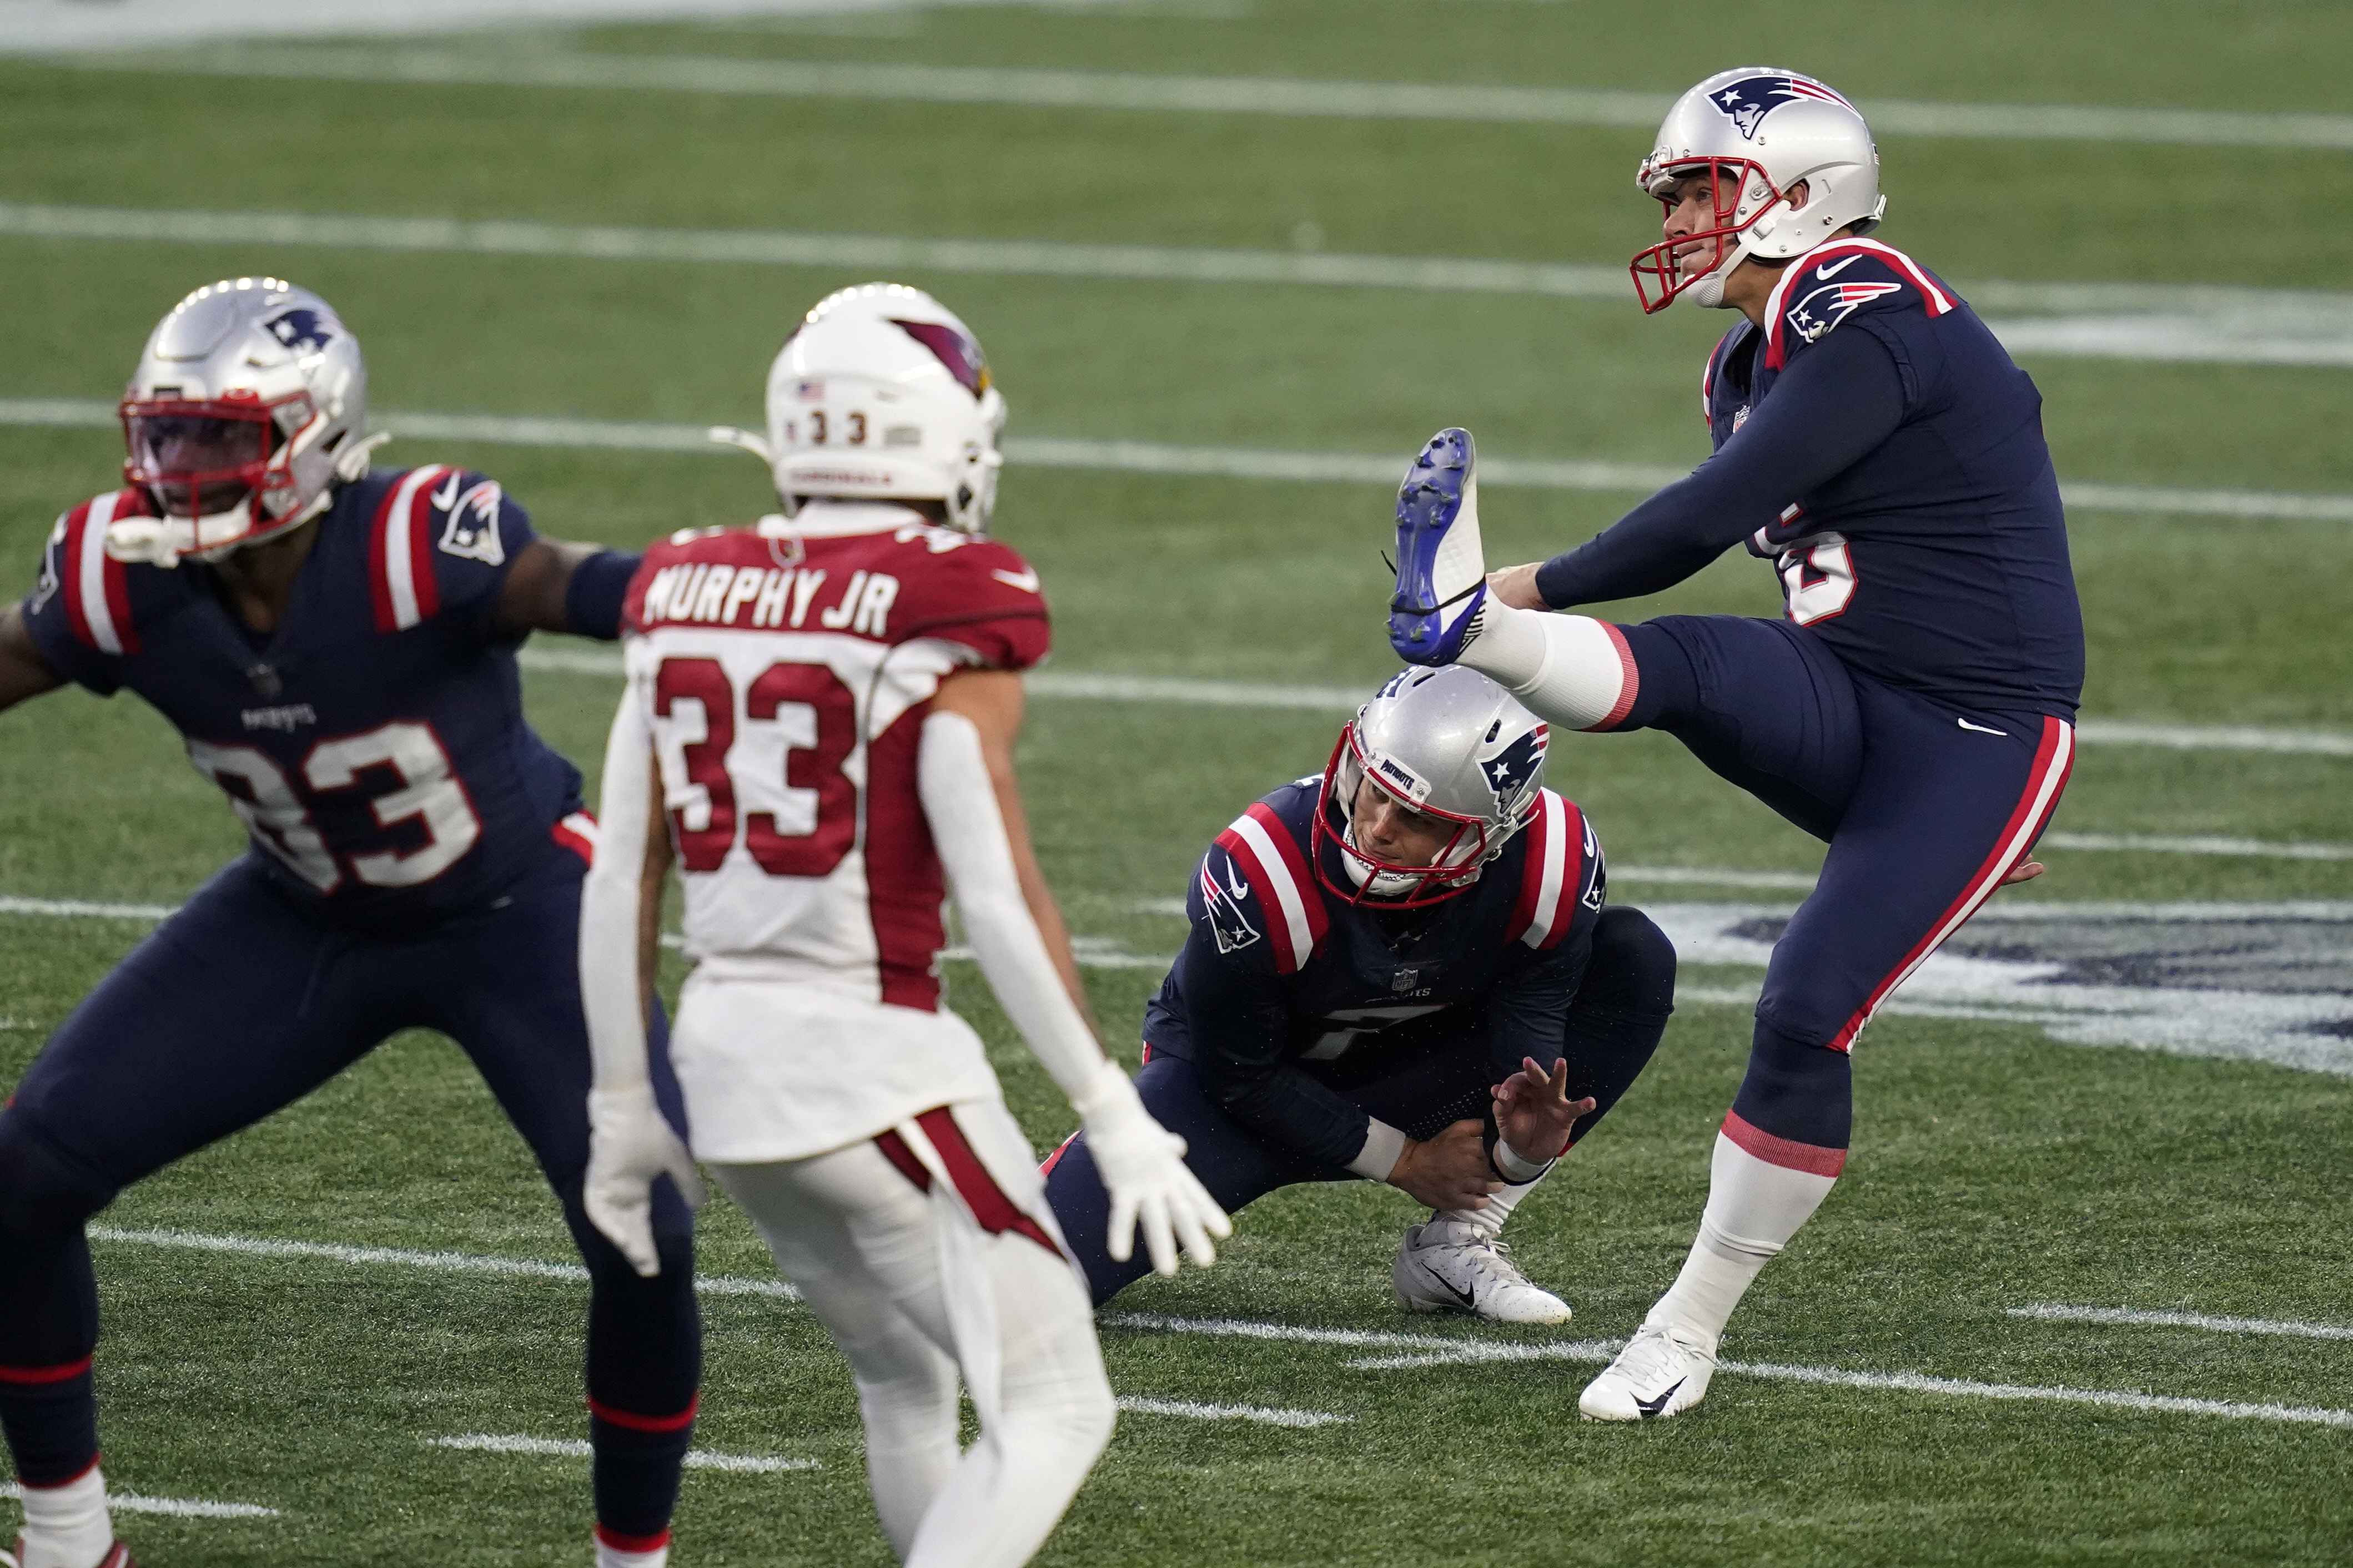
[1649,1128,1839,1345]
[1460,604,1635,731]
[594,1530,668,1568]
[1435,1161,1550,1241]
[17,1465,112,1568]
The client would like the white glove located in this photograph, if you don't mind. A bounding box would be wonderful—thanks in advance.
[584,1082,707,1278]
[1072,1060,1232,1275]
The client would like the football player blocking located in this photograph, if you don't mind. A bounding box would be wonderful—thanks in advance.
[0,280,695,1568]
[1389,69,2083,1420]
[575,286,1227,1568]
[1040,666,1676,1325]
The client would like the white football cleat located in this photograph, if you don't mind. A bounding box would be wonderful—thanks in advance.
[5,1540,134,1568]
[1392,1219,1572,1324]
[1578,1319,1717,1420]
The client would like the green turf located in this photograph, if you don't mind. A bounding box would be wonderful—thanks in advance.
[2,3,2350,1564]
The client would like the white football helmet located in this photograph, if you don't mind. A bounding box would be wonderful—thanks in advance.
[1314,667,1550,908]
[1630,68,1885,313]
[717,283,1007,533]
[112,276,376,566]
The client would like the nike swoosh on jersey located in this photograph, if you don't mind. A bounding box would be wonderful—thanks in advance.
[991,567,1041,593]
[431,471,461,512]
[1956,717,2010,736]
[1814,255,1862,280]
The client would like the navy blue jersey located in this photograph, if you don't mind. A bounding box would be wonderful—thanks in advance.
[1142,777,1606,1168]
[23,466,586,932]
[1704,239,2084,715]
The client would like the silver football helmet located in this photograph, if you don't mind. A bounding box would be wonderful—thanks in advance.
[711,282,1007,534]
[1314,666,1551,907]
[110,276,376,566]
[1630,67,1885,312]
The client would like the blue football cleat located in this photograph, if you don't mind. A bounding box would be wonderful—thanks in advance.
[1388,427,1489,665]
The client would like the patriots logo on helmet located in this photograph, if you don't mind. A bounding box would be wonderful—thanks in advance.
[264,308,335,355]
[1200,855,1261,955]
[1707,75,1856,140]
[1784,279,1904,344]
[1477,724,1548,805]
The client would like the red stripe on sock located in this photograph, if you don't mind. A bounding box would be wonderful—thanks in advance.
[914,1107,1065,1259]
[595,1524,673,1553]
[588,1391,698,1433]
[1580,621,1641,732]
[0,1356,92,1386]
[1722,1110,1847,1178]
[22,1454,102,1490]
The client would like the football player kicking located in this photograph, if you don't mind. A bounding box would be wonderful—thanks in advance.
[576,284,1228,1568]
[1387,69,2083,1418]
[1043,665,1675,1322]
[0,279,700,1568]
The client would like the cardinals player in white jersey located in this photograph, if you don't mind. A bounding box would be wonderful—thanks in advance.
[575,284,1229,1567]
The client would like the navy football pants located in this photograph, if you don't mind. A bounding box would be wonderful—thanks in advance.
[1045,906,1676,1305]
[1616,614,2074,1151]
[0,848,701,1544]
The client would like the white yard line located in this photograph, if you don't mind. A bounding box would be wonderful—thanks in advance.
[1104,1314,2353,1429]
[1115,1395,1351,1428]
[0,0,913,53]
[8,395,2352,524]
[2043,831,2353,861]
[56,47,2353,152]
[90,1224,800,1299]
[6,203,2353,366]
[509,647,2353,757]
[428,1434,819,1471]
[1,1482,278,1519]
[2011,1304,2353,1341]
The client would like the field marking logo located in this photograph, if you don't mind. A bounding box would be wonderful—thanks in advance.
[1785,280,1903,344]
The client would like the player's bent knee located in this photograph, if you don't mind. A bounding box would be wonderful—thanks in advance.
[0,1113,116,1244]
[1586,906,1678,1013]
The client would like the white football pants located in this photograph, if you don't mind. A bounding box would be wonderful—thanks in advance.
[712,1100,1115,1568]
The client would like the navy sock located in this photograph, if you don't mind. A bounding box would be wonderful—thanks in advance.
[1728,1019,1853,1151]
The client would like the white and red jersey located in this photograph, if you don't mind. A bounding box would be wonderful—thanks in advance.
[622,507,1049,997]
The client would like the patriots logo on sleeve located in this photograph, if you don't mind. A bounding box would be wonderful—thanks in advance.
[29,518,64,613]
[1199,852,1262,955]
[1784,279,1904,345]
[1707,75,1854,140]
[434,475,508,566]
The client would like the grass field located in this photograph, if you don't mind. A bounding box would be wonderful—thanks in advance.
[2,2,2350,1562]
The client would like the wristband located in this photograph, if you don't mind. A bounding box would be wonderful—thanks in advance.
[1346,1118,1407,1182]
[1490,1138,1555,1184]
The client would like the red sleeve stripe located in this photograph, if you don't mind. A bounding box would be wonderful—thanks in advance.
[1829,718,2075,1052]
[551,810,599,866]
[1505,791,1578,949]
[1722,1109,1848,1177]
[1215,804,1325,973]
[370,466,448,632]
[67,495,137,656]
[1761,238,1954,370]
